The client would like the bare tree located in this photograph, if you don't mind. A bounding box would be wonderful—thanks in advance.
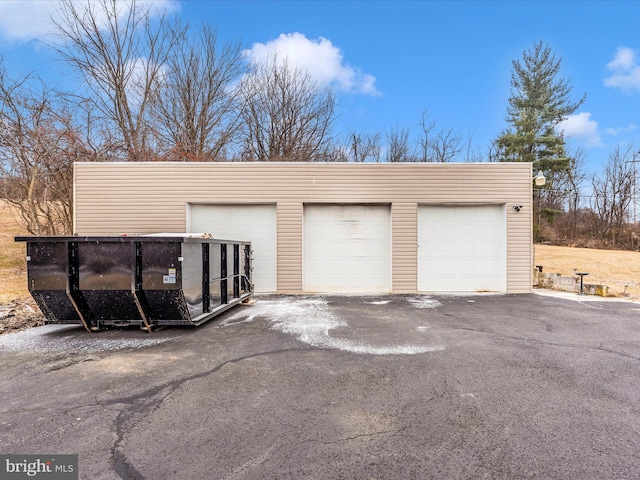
[591,145,635,246]
[329,131,381,162]
[51,0,182,161]
[431,128,462,163]
[463,131,484,162]
[385,126,415,162]
[238,58,335,161]
[151,24,245,161]
[417,110,436,162]
[486,141,502,163]
[416,110,463,162]
[533,147,588,242]
[561,148,587,239]
[538,150,583,211]
[0,67,107,234]
[350,132,381,163]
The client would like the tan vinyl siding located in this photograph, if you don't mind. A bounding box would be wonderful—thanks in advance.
[392,203,418,293]
[74,162,533,294]
[507,203,534,294]
[277,202,303,293]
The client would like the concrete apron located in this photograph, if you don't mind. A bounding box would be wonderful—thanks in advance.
[534,288,639,303]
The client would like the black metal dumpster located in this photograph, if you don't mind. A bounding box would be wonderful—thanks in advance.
[15,234,252,332]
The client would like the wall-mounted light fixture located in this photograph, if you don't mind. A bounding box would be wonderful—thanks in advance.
[534,170,546,186]
[513,205,523,212]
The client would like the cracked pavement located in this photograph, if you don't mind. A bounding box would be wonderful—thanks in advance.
[0,293,639,479]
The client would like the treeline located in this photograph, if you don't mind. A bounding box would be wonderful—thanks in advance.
[534,145,638,250]
[0,0,637,252]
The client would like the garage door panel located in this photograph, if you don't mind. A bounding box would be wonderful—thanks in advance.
[418,205,505,292]
[304,205,391,293]
[190,204,277,293]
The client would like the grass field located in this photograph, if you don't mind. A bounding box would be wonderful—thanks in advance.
[1,201,638,305]
[0,200,29,304]
[535,244,640,300]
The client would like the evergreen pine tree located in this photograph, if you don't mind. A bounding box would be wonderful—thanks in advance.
[495,41,585,176]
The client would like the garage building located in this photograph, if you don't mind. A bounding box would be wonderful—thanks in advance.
[74,162,533,294]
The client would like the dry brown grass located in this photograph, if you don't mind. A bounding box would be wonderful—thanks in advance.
[535,244,640,300]
[0,200,30,303]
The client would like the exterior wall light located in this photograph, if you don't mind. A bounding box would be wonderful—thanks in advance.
[534,170,546,186]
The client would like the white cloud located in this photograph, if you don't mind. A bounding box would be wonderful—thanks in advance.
[0,1,57,42]
[0,0,179,43]
[243,32,381,96]
[607,46,635,70]
[557,112,603,147]
[604,46,640,92]
[604,124,637,136]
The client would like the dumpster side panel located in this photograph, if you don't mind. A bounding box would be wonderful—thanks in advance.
[78,242,142,322]
[144,290,191,322]
[140,242,181,290]
[226,242,235,299]
[181,242,204,319]
[28,242,67,290]
[241,243,252,294]
[31,291,81,324]
[140,242,189,322]
[209,243,222,309]
[27,242,81,323]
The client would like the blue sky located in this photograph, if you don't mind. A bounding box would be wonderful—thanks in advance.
[1,0,639,173]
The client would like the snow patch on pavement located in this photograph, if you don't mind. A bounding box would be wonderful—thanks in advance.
[407,297,442,309]
[0,325,173,353]
[221,298,444,355]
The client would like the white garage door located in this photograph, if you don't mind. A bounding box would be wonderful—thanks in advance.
[190,204,277,293]
[418,205,505,292]
[304,205,391,293]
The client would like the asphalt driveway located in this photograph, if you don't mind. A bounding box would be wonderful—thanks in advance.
[1,293,639,479]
